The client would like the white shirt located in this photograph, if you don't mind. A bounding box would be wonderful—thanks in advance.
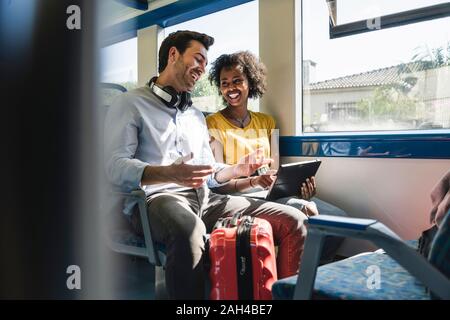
[104,85,227,214]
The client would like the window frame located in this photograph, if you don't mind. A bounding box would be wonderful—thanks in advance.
[115,0,149,11]
[280,133,450,159]
[102,0,255,47]
[328,2,450,39]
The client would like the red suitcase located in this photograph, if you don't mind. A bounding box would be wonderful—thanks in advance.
[209,214,277,300]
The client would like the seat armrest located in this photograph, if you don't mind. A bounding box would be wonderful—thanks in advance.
[308,216,377,230]
[109,189,163,266]
[305,215,401,240]
[111,189,146,200]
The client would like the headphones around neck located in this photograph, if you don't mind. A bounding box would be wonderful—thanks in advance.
[148,77,192,112]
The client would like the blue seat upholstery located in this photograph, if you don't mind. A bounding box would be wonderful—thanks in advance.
[273,241,432,300]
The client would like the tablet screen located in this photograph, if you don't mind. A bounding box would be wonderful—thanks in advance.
[266,159,321,201]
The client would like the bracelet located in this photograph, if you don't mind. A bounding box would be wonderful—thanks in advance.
[234,179,239,192]
[299,203,306,213]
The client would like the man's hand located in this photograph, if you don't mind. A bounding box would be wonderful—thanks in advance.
[168,163,215,188]
[214,149,273,184]
[234,148,273,177]
[141,161,214,188]
[299,176,316,200]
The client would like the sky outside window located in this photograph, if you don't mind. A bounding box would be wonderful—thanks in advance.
[101,37,138,84]
[165,1,259,66]
[304,0,450,82]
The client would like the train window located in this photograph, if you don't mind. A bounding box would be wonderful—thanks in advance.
[101,37,138,91]
[301,0,450,133]
[164,1,259,113]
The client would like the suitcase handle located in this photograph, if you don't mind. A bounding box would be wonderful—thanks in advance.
[230,212,242,227]
[213,212,253,230]
[213,218,225,230]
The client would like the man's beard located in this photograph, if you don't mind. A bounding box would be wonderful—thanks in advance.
[174,60,193,91]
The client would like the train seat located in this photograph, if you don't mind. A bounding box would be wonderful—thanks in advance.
[101,83,168,298]
[272,211,450,300]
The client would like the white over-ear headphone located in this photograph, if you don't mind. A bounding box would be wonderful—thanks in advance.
[148,77,192,112]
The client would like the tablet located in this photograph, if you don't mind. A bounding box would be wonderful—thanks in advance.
[265,159,321,201]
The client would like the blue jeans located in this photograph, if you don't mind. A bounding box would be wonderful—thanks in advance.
[275,196,347,264]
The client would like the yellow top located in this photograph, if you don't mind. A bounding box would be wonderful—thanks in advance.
[206,110,276,165]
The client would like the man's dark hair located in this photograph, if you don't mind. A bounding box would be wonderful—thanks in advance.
[158,30,214,73]
[208,51,267,100]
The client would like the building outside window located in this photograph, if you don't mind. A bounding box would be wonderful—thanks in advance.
[301,0,450,133]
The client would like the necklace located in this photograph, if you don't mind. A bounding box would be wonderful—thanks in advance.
[224,109,250,128]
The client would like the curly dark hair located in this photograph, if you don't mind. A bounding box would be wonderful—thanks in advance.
[208,51,267,100]
[158,30,214,73]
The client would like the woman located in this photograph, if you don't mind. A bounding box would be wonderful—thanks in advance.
[206,51,347,263]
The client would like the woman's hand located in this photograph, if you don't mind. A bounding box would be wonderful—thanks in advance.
[234,148,273,177]
[300,176,316,200]
[254,174,276,189]
[302,201,319,217]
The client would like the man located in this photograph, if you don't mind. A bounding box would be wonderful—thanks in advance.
[104,30,307,299]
